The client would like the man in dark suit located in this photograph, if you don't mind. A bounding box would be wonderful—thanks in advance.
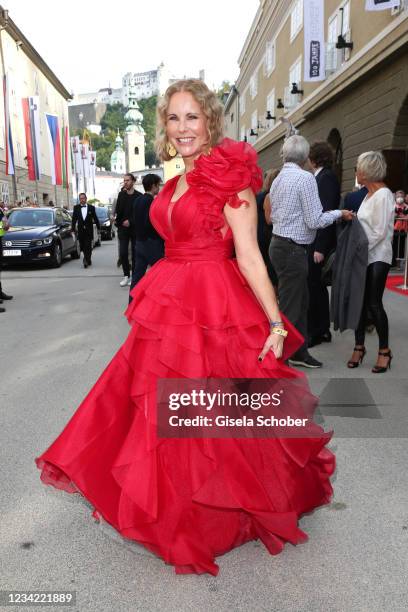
[115,173,143,286]
[71,193,100,268]
[307,142,341,347]
[129,174,164,300]
[342,186,368,213]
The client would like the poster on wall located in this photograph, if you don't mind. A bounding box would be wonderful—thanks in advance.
[303,0,325,82]
[70,136,81,176]
[365,0,400,10]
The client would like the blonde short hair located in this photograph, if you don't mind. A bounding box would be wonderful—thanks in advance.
[356,151,387,182]
[155,79,224,162]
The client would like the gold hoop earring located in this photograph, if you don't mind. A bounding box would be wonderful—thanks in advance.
[205,129,213,155]
[166,142,177,158]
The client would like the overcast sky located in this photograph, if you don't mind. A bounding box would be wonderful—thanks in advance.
[6,0,259,94]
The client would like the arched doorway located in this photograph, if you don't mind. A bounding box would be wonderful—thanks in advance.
[386,94,408,192]
[327,128,343,186]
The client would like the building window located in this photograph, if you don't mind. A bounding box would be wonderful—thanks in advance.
[326,1,351,74]
[250,72,258,99]
[341,0,350,36]
[251,110,258,130]
[16,142,22,166]
[328,13,338,45]
[289,57,302,89]
[240,92,246,116]
[134,147,139,155]
[284,57,302,110]
[0,181,10,204]
[240,126,246,142]
[264,40,276,76]
[32,192,38,203]
[266,89,276,127]
[290,0,303,42]
[230,112,234,123]
[34,71,39,95]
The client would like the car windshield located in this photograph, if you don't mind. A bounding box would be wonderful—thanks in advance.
[95,208,108,221]
[8,209,54,227]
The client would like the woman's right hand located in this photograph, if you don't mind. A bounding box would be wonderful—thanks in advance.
[258,331,285,361]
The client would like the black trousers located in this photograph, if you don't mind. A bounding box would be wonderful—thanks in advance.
[129,238,164,296]
[307,248,330,338]
[118,228,133,277]
[355,261,391,349]
[260,240,278,286]
[78,234,92,264]
[269,236,309,358]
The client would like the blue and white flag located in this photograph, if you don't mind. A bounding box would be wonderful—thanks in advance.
[45,113,62,185]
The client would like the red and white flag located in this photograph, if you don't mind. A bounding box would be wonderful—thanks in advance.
[22,96,41,180]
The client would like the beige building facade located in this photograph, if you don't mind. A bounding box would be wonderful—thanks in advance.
[235,0,408,193]
[223,86,240,141]
[0,7,72,207]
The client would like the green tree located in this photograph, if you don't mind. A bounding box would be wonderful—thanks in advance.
[100,103,128,133]
[216,80,232,101]
[139,96,159,167]
[70,97,160,171]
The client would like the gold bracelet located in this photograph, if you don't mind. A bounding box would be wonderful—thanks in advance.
[271,327,288,338]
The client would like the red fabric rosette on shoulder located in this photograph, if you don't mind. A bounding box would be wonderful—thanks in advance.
[185,138,263,240]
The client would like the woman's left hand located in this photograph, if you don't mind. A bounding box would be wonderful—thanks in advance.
[258,332,284,361]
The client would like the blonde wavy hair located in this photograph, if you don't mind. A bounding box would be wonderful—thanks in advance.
[155,79,224,162]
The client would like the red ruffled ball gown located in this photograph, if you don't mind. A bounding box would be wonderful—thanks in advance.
[36,139,335,576]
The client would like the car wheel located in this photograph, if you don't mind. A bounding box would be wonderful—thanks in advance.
[51,243,62,268]
[108,229,113,240]
[71,240,81,259]
[96,235,101,247]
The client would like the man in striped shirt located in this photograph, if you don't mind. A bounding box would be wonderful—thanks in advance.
[269,135,353,368]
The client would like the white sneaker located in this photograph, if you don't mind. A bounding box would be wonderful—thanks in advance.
[120,276,129,287]
[127,278,132,286]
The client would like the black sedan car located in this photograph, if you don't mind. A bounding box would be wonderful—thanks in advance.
[2,207,80,267]
[95,206,115,240]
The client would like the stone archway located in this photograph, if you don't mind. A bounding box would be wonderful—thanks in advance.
[392,94,408,150]
[327,128,343,186]
[385,94,408,192]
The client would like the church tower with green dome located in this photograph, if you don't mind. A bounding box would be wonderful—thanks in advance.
[110,130,126,174]
[124,86,146,172]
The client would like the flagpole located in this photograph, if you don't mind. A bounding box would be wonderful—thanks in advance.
[0,14,18,204]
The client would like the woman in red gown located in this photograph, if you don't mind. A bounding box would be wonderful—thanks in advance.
[36,80,335,576]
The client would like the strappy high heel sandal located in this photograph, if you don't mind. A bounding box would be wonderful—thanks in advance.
[347,346,366,369]
[372,349,393,374]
